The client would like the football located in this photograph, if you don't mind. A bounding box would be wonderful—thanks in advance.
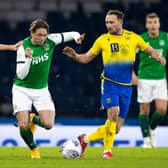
[60,139,82,159]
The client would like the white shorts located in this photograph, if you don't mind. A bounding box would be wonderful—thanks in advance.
[137,79,168,103]
[12,84,55,114]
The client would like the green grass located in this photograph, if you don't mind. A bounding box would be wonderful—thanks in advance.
[0,147,168,168]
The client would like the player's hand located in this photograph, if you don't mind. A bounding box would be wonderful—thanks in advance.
[25,48,33,58]
[75,33,85,44]
[132,71,138,85]
[157,56,166,65]
[9,41,23,51]
[15,41,23,50]
[63,46,77,58]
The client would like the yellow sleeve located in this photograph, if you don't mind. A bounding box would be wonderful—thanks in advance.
[136,34,149,51]
[89,37,102,56]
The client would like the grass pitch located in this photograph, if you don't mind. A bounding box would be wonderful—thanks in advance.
[0,147,168,168]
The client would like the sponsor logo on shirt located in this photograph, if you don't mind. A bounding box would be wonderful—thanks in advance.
[32,53,49,65]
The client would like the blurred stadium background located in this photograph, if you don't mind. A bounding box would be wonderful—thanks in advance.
[0,0,168,126]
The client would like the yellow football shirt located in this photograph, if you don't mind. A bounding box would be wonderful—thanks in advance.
[90,30,149,85]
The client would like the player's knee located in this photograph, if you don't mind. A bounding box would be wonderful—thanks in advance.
[44,122,54,130]
[110,113,118,121]
[19,122,29,130]
[108,112,118,122]
[156,107,167,114]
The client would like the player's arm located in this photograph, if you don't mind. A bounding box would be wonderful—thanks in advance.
[63,46,96,64]
[144,46,166,65]
[48,32,85,45]
[16,46,32,80]
[132,71,138,85]
[0,41,22,51]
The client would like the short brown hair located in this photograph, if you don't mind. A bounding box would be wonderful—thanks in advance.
[29,19,49,33]
[146,13,159,19]
[106,9,124,20]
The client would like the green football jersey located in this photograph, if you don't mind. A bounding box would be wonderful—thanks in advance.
[14,36,56,89]
[138,31,168,79]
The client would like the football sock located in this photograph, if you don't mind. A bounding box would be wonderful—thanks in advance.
[104,119,116,150]
[20,129,36,150]
[32,115,45,128]
[87,125,106,141]
[150,111,165,130]
[139,114,150,137]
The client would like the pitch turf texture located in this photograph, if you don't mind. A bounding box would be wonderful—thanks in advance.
[0,147,168,168]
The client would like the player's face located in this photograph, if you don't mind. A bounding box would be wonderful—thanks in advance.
[105,14,123,35]
[31,28,48,45]
[146,17,160,35]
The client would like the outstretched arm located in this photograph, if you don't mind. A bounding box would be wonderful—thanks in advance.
[144,46,166,65]
[48,32,85,45]
[63,46,96,64]
[0,41,22,51]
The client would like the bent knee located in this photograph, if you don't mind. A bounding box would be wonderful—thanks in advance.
[18,121,29,130]
[156,108,167,114]
[44,123,54,130]
[109,114,118,122]
[19,124,29,130]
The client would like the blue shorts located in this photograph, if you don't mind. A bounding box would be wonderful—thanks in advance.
[101,79,132,119]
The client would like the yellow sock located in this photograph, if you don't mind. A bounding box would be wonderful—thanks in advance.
[104,119,117,150]
[87,125,106,141]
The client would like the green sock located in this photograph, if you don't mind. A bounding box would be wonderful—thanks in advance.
[20,129,36,150]
[33,116,45,128]
[150,111,165,130]
[139,114,150,137]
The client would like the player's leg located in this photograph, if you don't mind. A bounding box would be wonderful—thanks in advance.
[116,117,125,134]
[37,110,55,129]
[16,111,37,150]
[29,113,37,134]
[78,81,129,158]
[78,122,107,157]
[150,79,167,147]
[79,109,117,159]
[87,125,106,141]
[102,82,132,158]
[29,88,55,158]
[151,99,167,128]
[151,80,167,130]
[78,117,116,158]
[32,87,55,129]
[117,85,132,133]
[151,99,167,129]
[150,99,167,147]
[78,79,113,156]
[137,79,153,148]
[102,86,132,159]
[139,103,151,147]
[100,80,120,158]
[12,85,40,158]
[16,112,40,159]
[86,79,112,142]
[102,107,118,159]
[78,80,114,157]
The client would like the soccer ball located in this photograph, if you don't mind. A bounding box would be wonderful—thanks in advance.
[60,139,82,159]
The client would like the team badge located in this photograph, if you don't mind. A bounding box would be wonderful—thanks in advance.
[106,98,112,104]
[43,43,50,51]
[159,40,165,46]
